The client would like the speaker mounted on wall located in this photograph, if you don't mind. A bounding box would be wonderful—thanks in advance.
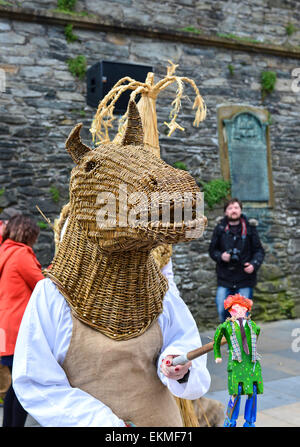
[86,61,153,114]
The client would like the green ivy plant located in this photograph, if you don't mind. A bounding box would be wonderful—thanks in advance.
[179,26,202,35]
[49,186,60,203]
[0,187,4,196]
[198,178,231,210]
[260,70,277,101]
[37,221,49,230]
[64,24,79,43]
[71,108,86,117]
[227,64,235,76]
[67,55,87,80]
[217,32,261,44]
[57,0,76,12]
[54,0,93,17]
[173,161,188,171]
[285,23,297,36]
[0,1,14,6]
[267,111,273,125]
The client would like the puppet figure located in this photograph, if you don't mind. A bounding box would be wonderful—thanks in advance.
[213,293,263,427]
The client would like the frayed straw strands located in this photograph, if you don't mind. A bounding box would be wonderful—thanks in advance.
[90,61,206,151]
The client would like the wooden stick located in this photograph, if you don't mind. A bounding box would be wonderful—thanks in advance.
[188,336,227,360]
[172,337,227,366]
[35,205,54,230]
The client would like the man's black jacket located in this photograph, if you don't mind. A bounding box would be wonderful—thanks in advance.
[209,214,265,289]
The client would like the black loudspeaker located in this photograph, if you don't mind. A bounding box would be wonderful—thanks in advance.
[86,61,153,113]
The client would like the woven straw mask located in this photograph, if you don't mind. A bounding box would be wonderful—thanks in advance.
[47,100,206,340]
[66,101,206,252]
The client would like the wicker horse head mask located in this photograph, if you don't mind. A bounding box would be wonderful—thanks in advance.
[48,100,206,339]
[66,100,206,253]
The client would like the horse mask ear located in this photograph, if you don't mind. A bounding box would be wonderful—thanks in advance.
[121,100,144,146]
[66,123,92,164]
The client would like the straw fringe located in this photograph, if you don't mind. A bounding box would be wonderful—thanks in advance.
[175,397,200,427]
[90,61,206,146]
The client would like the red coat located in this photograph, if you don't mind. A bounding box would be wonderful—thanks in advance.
[0,239,44,355]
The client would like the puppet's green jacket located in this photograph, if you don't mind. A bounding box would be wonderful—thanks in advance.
[213,318,263,396]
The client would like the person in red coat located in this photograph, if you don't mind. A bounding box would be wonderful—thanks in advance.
[0,214,44,426]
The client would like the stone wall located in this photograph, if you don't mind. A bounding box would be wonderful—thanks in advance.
[0,0,300,329]
[15,0,300,47]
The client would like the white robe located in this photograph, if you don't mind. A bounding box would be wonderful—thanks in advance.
[12,260,211,427]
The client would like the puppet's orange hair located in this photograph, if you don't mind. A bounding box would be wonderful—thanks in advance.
[224,293,253,311]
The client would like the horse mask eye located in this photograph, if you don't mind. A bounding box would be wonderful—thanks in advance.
[85,161,97,173]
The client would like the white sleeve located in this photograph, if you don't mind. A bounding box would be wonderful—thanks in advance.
[12,279,126,427]
[157,281,211,400]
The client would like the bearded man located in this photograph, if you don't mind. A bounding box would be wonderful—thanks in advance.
[209,198,265,322]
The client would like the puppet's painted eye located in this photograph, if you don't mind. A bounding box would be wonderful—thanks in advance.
[85,161,97,172]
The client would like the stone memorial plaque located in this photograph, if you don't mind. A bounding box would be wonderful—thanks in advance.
[217,105,274,207]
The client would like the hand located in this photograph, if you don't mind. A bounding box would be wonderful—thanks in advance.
[160,355,192,381]
[244,262,254,274]
[221,252,231,262]
[215,357,222,364]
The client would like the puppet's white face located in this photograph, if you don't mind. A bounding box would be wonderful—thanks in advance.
[229,304,247,319]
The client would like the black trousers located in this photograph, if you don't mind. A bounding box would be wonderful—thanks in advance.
[2,366,27,427]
